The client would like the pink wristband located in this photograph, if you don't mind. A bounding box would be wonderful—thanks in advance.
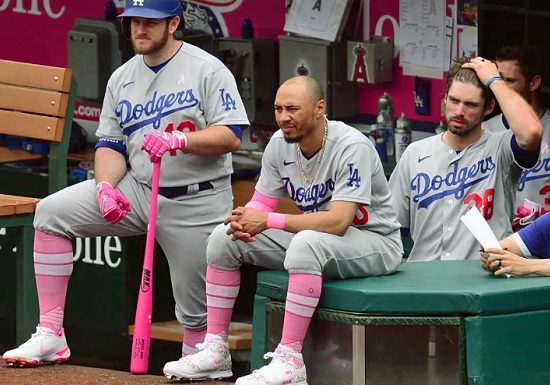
[267,212,285,230]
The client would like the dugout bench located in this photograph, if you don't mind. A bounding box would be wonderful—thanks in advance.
[251,260,550,385]
[0,59,76,346]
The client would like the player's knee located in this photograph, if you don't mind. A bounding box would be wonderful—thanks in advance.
[206,223,239,266]
[33,195,65,229]
[284,230,324,272]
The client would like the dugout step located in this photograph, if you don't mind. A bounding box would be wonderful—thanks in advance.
[127,320,252,351]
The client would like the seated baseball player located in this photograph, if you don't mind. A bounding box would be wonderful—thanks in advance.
[389,56,542,262]
[162,76,404,384]
[481,211,550,276]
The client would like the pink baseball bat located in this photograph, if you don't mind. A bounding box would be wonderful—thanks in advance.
[130,159,161,374]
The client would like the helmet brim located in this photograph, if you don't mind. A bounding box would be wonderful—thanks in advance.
[118,9,178,19]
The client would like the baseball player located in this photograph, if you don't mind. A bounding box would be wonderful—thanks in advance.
[162,76,403,384]
[3,0,249,369]
[482,44,550,230]
[481,211,550,277]
[389,57,542,262]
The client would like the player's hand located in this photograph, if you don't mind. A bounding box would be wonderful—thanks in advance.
[225,207,268,242]
[141,131,188,162]
[225,208,255,242]
[461,57,500,87]
[486,248,532,277]
[96,182,131,224]
[479,248,493,271]
[226,221,256,242]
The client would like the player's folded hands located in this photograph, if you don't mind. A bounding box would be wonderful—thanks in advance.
[96,182,131,224]
[141,131,188,162]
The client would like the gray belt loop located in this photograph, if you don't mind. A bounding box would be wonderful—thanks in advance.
[187,183,199,195]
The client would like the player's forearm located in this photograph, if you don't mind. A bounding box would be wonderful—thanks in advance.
[184,125,241,156]
[94,147,128,186]
[493,81,542,151]
[527,259,550,276]
[500,236,523,256]
[282,202,358,236]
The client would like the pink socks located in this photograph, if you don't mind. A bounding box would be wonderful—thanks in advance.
[280,273,322,353]
[33,230,73,334]
[205,266,240,341]
[182,328,206,356]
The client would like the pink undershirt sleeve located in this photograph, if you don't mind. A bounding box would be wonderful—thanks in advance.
[245,190,280,212]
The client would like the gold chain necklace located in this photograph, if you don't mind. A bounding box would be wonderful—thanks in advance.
[296,121,328,184]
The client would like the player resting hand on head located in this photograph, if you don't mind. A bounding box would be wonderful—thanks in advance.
[389,56,542,262]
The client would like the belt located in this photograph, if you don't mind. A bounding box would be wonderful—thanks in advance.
[158,181,214,199]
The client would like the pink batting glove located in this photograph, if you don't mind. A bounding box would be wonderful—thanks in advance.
[141,131,188,162]
[96,182,131,224]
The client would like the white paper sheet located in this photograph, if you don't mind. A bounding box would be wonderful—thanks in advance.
[460,206,502,250]
[460,206,511,277]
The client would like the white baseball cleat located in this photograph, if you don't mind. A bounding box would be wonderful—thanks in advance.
[235,344,308,385]
[3,326,70,367]
[163,333,232,380]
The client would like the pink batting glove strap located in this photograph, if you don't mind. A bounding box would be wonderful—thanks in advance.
[96,182,131,224]
[141,131,187,162]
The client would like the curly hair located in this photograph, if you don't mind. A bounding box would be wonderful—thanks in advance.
[446,57,495,107]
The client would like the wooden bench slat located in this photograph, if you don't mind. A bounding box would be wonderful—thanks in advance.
[0,203,35,215]
[0,194,40,202]
[0,59,72,92]
[0,147,42,163]
[0,84,68,117]
[0,194,40,216]
[127,320,252,351]
[0,203,16,216]
[0,110,63,141]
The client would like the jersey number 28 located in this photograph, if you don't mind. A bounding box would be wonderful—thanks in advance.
[464,188,495,220]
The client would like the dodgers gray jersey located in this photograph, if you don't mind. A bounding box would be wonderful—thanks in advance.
[96,42,250,187]
[256,120,400,235]
[484,111,550,214]
[389,130,521,261]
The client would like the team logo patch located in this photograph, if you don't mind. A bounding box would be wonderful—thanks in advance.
[133,0,144,6]
[219,88,237,111]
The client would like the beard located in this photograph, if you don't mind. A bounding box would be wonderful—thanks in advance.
[447,116,482,136]
[132,27,169,55]
[280,118,317,144]
[283,134,302,144]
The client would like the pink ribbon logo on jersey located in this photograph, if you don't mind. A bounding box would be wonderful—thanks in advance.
[177,72,185,86]
[541,141,549,154]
